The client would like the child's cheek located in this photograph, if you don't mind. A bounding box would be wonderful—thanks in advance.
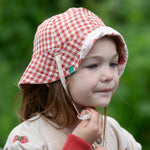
[74,71,97,87]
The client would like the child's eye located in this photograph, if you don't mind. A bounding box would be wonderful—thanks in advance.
[110,62,119,68]
[86,64,98,69]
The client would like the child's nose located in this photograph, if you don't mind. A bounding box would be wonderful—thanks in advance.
[100,66,113,82]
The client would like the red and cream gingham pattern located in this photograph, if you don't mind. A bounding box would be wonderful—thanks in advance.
[18,7,128,88]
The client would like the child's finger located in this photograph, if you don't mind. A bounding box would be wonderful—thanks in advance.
[87,108,102,136]
[88,108,102,127]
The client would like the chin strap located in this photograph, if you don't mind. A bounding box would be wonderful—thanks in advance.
[55,54,80,115]
[103,107,107,147]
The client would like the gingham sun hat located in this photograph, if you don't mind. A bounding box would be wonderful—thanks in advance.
[18,7,128,89]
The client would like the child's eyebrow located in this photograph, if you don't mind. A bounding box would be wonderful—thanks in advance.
[84,52,119,61]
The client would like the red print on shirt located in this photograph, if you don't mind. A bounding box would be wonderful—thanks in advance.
[13,135,29,144]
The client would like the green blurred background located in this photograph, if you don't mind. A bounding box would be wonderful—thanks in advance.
[0,0,150,149]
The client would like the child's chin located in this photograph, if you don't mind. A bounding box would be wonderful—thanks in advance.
[95,102,110,108]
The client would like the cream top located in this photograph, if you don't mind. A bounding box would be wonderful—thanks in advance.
[4,115,141,150]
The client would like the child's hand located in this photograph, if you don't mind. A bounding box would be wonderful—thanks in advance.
[72,108,102,145]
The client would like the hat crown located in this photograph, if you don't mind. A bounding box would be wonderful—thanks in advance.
[33,7,105,56]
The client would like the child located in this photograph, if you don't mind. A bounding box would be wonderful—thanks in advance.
[4,7,141,150]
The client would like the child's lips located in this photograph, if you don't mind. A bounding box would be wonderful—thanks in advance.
[95,88,112,93]
[101,88,112,92]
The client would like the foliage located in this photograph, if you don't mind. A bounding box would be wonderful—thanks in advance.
[0,0,150,149]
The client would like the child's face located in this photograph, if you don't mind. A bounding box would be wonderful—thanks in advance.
[69,37,119,108]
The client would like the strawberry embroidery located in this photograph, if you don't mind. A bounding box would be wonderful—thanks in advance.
[13,135,29,144]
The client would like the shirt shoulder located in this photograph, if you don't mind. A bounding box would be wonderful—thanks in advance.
[4,115,66,150]
[105,116,142,150]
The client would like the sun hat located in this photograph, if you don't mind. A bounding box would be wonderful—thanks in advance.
[18,7,128,90]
